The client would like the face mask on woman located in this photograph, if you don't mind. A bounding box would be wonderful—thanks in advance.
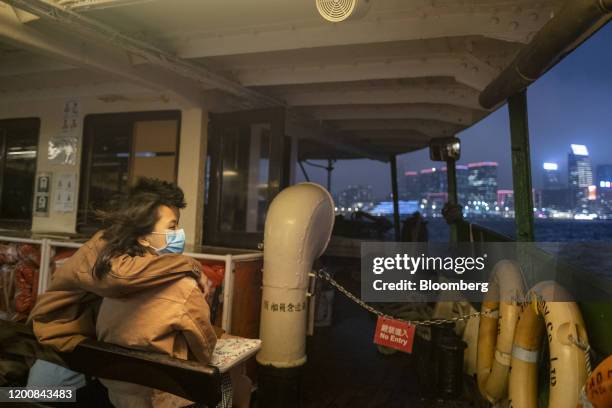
[148,229,186,254]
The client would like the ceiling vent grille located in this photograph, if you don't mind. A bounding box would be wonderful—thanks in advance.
[316,0,371,22]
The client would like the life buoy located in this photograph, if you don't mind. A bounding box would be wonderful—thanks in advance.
[508,281,589,408]
[462,307,480,377]
[578,355,612,408]
[477,260,526,402]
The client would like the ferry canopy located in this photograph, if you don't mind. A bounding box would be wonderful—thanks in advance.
[0,0,608,160]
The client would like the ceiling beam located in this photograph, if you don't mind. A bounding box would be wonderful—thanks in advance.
[0,5,204,106]
[2,0,281,107]
[58,0,159,12]
[262,80,482,110]
[327,119,463,137]
[326,129,434,154]
[174,3,555,59]
[222,53,499,91]
[291,104,488,126]
[336,129,432,140]
[286,121,387,162]
[0,81,155,102]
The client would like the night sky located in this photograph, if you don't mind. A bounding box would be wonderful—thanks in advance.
[297,23,612,199]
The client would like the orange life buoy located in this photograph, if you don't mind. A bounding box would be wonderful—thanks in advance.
[578,355,612,408]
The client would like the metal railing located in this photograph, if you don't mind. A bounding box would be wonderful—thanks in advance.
[455,220,612,357]
[0,235,263,333]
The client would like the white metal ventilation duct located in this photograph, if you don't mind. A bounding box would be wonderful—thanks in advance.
[257,183,335,368]
[316,0,371,22]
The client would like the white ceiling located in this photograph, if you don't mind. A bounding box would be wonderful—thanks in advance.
[0,0,567,159]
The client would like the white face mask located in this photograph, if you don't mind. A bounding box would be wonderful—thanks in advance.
[148,229,186,254]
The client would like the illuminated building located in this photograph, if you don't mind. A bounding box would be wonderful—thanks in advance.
[596,164,612,213]
[402,171,419,200]
[542,162,562,189]
[337,185,374,210]
[597,164,612,190]
[456,165,469,204]
[467,162,498,204]
[568,144,593,211]
[541,162,568,209]
[497,190,514,210]
[419,168,441,196]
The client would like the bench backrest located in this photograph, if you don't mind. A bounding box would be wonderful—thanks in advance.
[0,320,222,405]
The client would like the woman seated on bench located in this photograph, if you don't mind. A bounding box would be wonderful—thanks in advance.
[30,179,221,407]
[92,179,218,407]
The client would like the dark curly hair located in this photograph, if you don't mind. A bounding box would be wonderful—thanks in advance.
[92,178,186,278]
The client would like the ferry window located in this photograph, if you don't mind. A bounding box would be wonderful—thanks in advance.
[295,158,396,240]
[0,118,39,226]
[526,23,612,241]
[218,123,271,233]
[78,111,180,231]
[454,106,513,236]
[205,108,287,249]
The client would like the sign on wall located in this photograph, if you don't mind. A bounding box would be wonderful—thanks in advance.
[34,172,51,217]
[48,99,80,166]
[52,173,77,213]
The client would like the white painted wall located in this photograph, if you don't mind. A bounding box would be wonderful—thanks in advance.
[177,108,208,246]
[0,96,208,245]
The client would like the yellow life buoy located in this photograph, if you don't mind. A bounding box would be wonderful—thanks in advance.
[508,281,589,408]
[462,307,480,377]
[477,260,525,402]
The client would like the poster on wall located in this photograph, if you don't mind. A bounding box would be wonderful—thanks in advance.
[48,136,78,166]
[34,172,51,217]
[62,99,79,134]
[48,99,80,166]
[52,172,77,213]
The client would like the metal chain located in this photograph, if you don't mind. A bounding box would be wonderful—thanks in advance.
[314,269,481,327]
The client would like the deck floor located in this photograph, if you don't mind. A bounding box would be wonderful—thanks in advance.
[300,264,484,408]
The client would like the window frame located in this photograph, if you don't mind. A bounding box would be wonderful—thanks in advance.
[0,118,40,228]
[78,110,181,233]
[204,107,288,249]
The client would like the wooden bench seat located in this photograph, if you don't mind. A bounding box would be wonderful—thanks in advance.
[0,319,222,406]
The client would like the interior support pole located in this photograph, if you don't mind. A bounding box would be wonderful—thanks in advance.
[446,158,458,243]
[298,161,310,182]
[390,155,401,241]
[508,90,535,242]
[326,159,333,192]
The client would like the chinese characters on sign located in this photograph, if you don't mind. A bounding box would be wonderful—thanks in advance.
[373,316,416,353]
[263,301,307,312]
[52,173,77,212]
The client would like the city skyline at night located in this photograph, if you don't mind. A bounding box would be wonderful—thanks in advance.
[296,24,612,199]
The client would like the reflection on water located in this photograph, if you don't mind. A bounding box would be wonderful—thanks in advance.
[420,218,612,283]
[462,218,612,242]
